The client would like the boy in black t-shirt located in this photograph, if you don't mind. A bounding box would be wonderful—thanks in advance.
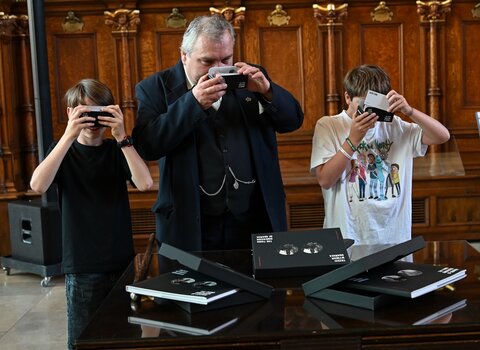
[30,79,153,349]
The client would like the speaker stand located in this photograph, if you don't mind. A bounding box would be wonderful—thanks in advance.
[1,256,62,287]
[3,199,63,286]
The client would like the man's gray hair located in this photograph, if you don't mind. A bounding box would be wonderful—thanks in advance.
[180,15,235,55]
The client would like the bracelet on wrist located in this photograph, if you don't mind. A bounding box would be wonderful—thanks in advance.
[345,137,357,152]
[117,135,133,148]
[339,146,352,160]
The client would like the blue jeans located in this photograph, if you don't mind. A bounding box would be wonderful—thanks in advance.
[65,272,121,350]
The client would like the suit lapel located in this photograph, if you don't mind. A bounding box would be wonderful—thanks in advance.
[165,60,189,105]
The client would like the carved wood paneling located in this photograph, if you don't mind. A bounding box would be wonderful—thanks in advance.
[258,26,304,109]
[155,30,183,72]
[53,33,98,130]
[360,24,403,88]
[111,35,139,133]
[0,22,21,193]
[2,1,480,256]
[461,22,480,108]
[437,196,480,225]
[288,203,324,229]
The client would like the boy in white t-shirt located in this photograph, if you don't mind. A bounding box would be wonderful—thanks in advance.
[310,65,450,245]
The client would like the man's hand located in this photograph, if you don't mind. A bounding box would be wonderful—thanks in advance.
[192,74,228,110]
[235,62,272,101]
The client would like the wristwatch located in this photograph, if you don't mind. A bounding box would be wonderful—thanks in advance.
[117,135,133,148]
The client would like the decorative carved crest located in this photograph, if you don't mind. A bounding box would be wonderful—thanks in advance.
[313,3,348,26]
[267,4,290,26]
[104,8,140,33]
[0,12,15,36]
[16,14,28,35]
[209,5,246,28]
[371,1,393,22]
[472,2,480,18]
[166,8,187,28]
[416,0,451,23]
[62,11,84,33]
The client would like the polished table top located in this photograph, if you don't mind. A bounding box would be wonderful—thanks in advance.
[76,240,480,349]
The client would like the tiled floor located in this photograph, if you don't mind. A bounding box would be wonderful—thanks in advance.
[0,269,67,350]
[1,241,480,350]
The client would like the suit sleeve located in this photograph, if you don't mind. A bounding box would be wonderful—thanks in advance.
[132,75,209,161]
[261,81,304,134]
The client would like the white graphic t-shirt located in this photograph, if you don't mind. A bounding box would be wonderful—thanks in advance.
[310,111,427,245]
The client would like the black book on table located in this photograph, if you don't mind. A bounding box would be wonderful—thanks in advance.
[171,290,265,313]
[340,260,466,298]
[308,286,401,310]
[251,228,350,278]
[302,236,426,296]
[305,293,467,327]
[126,267,239,305]
[159,243,273,299]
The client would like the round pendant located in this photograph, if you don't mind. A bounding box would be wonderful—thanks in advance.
[233,181,239,190]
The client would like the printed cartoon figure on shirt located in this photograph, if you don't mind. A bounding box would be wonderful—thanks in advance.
[375,140,394,200]
[374,154,389,201]
[347,159,359,202]
[367,153,378,199]
[390,163,401,197]
[357,153,367,201]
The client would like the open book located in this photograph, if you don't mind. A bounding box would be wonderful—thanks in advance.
[126,267,239,305]
[341,260,466,298]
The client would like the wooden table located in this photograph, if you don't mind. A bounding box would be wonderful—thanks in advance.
[76,240,480,349]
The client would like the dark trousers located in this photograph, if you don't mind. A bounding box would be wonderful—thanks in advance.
[65,271,122,349]
[201,209,271,251]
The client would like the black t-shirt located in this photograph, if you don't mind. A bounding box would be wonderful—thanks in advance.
[50,139,134,273]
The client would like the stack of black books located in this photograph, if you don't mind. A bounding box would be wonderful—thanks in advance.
[302,236,467,310]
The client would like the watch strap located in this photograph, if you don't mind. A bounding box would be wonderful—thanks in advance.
[117,135,133,148]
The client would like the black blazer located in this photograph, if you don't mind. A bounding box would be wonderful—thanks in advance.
[133,60,304,251]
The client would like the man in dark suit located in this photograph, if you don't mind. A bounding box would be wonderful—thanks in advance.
[132,15,304,251]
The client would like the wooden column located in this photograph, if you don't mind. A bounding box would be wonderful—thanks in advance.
[14,14,37,186]
[313,3,348,116]
[104,9,140,134]
[0,13,31,194]
[417,0,452,121]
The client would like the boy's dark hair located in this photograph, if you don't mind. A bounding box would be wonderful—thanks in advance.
[343,64,391,98]
[64,79,114,107]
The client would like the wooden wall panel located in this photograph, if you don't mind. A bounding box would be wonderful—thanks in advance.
[53,34,98,126]
[461,22,480,108]
[360,24,403,90]
[243,6,319,131]
[2,1,480,256]
[437,196,480,226]
[155,31,183,72]
[259,26,304,110]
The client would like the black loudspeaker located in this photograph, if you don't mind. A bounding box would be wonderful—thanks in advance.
[8,200,62,265]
